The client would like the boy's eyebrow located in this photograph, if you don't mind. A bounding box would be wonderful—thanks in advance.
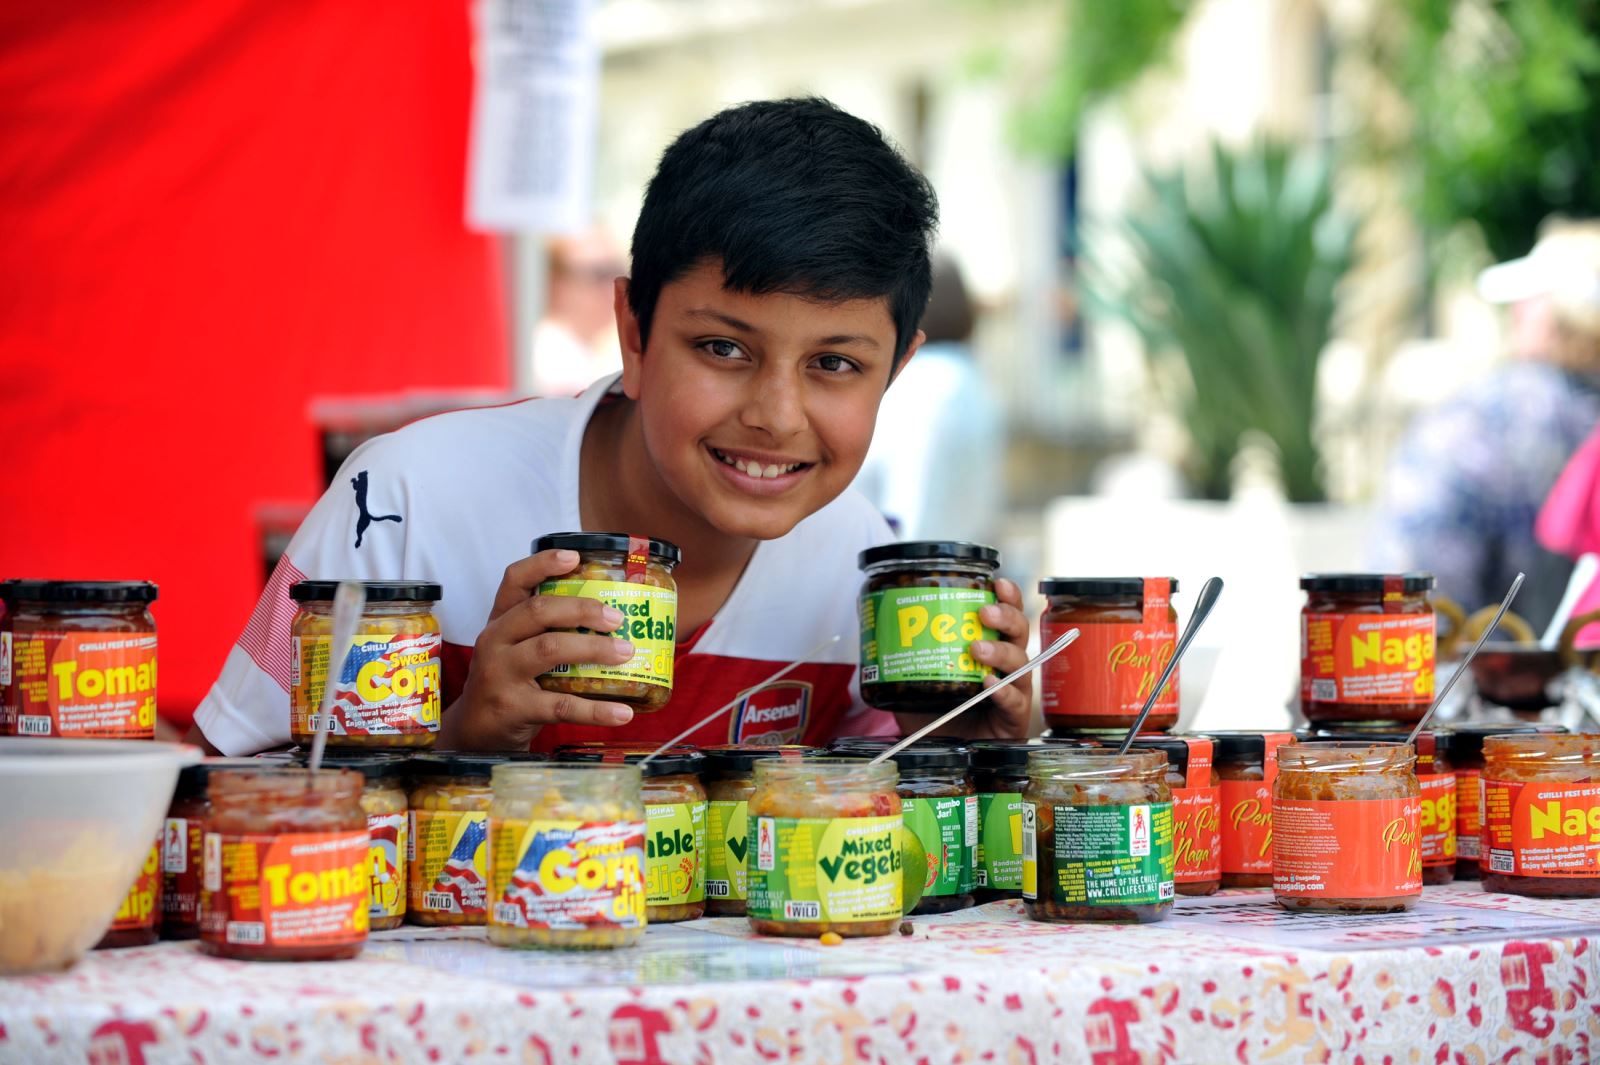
[685,308,881,349]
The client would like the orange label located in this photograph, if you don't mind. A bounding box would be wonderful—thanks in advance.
[1301,611,1434,708]
[1483,779,1600,879]
[110,841,162,932]
[201,831,369,949]
[1041,579,1177,719]
[1273,798,1422,899]
[1418,772,1457,867]
[1,631,157,738]
[1219,734,1292,875]
[1456,769,1483,861]
[1173,784,1221,883]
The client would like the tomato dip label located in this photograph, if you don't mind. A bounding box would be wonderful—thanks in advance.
[368,811,407,920]
[1041,578,1176,719]
[748,815,902,924]
[1456,769,1484,860]
[707,799,749,901]
[1273,798,1422,899]
[859,586,997,685]
[410,810,489,916]
[201,831,368,948]
[490,818,647,931]
[1023,801,1175,907]
[1418,772,1457,867]
[2,631,157,738]
[1220,734,1293,875]
[645,801,706,906]
[1301,611,1435,708]
[538,579,676,691]
[977,791,1024,890]
[1483,779,1600,878]
[110,842,162,932]
[291,631,442,737]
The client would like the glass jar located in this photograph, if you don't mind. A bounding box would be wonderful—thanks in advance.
[1300,573,1435,724]
[1272,742,1422,913]
[1447,723,1563,880]
[701,745,823,916]
[0,580,158,739]
[832,738,976,914]
[533,533,681,711]
[295,753,411,930]
[1022,748,1175,923]
[1038,578,1180,734]
[159,759,256,940]
[1213,732,1298,888]
[971,741,1040,902]
[96,836,162,949]
[747,758,903,938]
[1128,735,1220,896]
[488,764,648,949]
[200,768,369,961]
[857,541,1000,714]
[1481,734,1600,897]
[408,753,543,925]
[552,744,707,923]
[288,581,443,748]
[1313,726,1455,885]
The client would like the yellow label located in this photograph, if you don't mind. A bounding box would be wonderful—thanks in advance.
[407,810,488,917]
[537,579,677,690]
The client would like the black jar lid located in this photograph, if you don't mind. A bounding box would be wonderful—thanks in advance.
[552,743,704,778]
[1299,573,1435,594]
[1126,734,1210,775]
[1309,725,1447,755]
[1206,730,1298,763]
[858,541,999,570]
[701,744,824,774]
[291,580,443,602]
[0,580,158,604]
[407,752,547,779]
[970,739,1083,771]
[1445,721,1565,761]
[173,758,262,800]
[533,532,681,566]
[1037,577,1180,597]
[830,737,971,770]
[281,751,413,783]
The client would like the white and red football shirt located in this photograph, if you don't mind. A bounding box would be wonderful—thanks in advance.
[194,376,896,754]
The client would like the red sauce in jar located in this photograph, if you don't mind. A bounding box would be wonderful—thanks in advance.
[1038,578,1179,734]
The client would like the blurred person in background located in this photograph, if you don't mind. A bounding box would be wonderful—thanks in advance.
[530,225,625,396]
[1369,219,1600,627]
[854,256,1003,542]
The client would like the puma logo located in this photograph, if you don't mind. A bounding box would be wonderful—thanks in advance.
[350,470,402,549]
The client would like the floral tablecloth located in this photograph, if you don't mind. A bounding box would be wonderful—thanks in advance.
[3,883,1598,1064]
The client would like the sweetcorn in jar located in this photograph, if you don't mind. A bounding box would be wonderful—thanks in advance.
[1129,735,1220,896]
[1481,734,1600,897]
[702,745,822,916]
[1213,732,1297,888]
[747,758,903,938]
[296,753,410,930]
[1039,578,1180,734]
[534,533,680,710]
[408,753,543,926]
[1272,742,1422,913]
[1300,573,1435,724]
[488,764,647,949]
[1314,726,1455,885]
[1447,723,1562,880]
[289,581,442,748]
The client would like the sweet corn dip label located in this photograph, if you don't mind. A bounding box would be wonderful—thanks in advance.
[200,831,369,948]
[1419,772,1457,868]
[1,631,157,738]
[537,579,676,690]
[645,801,706,906]
[1022,802,1176,907]
[748,815,903,924]
[409,810,488,916]
[367,812,407,920]
[290,631,442,737]
[1484,779,1600,878]
[859,587,996,685]
[707,799,750,901]
[1301,610,1435,708]
[490,819,647,931]
[977,791,1024,891]
[1273,798,1422,899]
[903,796,977,897]
[109,842,161,933]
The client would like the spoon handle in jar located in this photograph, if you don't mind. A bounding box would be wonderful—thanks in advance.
[308,581,368,775]
[1116,576,1224,755]
[867,628,1081,766]
[1407,572,1525,746]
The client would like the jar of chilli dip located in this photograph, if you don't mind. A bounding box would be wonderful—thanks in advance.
[1481,733,1600,897]
[701,745,823,916]
[1312,725,1455,885]
[1300,573,1435,724]
[1127,735,1221,896]
[1446,722,1563,880]
[1212,731,1298,889]
[1038,578,1180,734]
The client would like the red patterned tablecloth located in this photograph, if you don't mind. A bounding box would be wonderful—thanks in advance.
[3,883,1598,1064]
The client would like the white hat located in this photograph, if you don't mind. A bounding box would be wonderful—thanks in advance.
[1477,221,1600,322]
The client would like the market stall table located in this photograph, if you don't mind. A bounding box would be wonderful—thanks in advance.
[4,883,1598,1063]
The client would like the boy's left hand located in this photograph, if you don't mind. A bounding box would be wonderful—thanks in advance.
[909,577,1033,740]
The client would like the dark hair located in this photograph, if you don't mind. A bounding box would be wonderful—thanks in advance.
[628,98,938,364]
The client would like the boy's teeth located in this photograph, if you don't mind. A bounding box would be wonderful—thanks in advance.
[716,448,802,478]
[763,464,781,478]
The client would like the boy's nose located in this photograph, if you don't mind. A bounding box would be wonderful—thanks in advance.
[740,368,808,438]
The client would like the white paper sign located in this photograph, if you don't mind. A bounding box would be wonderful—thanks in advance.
[466,0,598,233]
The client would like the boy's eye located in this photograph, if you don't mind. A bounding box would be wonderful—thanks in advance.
[813,353,859,374]
[698,339,746,361]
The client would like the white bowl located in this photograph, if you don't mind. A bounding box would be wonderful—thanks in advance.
[0,739,201,974]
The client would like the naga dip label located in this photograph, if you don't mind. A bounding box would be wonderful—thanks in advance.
[1483,780,1600,879]
[748,815,902,925]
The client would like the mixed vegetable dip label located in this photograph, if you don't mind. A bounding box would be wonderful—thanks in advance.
[706,799,750,901]
[202,831,369,948]
[1483,780,1600,879]
[2,630,157,738]
[291,632,442,737]
[490,819,647,931]
[977,792,1024,890]
[748,815,903,924]
[858,587,996,684]
[903,796,977,896]
[409,810,488,916]
[538,579,677,690]
[645,801,706,906]
[1022,801,1175,907]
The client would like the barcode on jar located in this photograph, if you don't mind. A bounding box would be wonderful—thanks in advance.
[226,922,266,945]
[18,716,52,736]
[784,901,821,920]
[1311,680,1337,701]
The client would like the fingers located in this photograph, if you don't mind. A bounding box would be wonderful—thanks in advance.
[504,629,634,679]
[979,598,1030,647]
[493,588,625,645]
[489,549,583,621]
[976,673,1031,738]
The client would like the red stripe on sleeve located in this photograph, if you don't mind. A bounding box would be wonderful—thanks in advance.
[236,557,308,693]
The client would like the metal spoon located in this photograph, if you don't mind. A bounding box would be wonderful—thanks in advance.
[308,581,367,774]
[1116,577,1224,754]
[1407,572,1524,746]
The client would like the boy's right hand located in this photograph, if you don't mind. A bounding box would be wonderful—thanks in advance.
[441,549,636,750]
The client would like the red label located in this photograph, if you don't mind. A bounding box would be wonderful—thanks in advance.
[1273,797,1423,899]
[110,841,162,932]
[201,831,369,949]
[625,536,650,583]
[1219,734,1293,875]
[729,681,811,744]
[1301,611,1435,708]
[1,631,157,738]
[1173,784,1221,883]
[162,816,204,928]
[1483,779,1600,878]
[1418,772,1457,867]
[1457,769,1483,860]
[1041,579,1177,718]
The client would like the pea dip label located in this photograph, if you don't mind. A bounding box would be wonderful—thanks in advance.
[645,801,706,906]
[748,815,902,923]
[1022,801,1175,907]
[859,586,997,684]
[977,791,1024,890]
[903,796,977,896]
[538,579,677,690]
[706,799,749,901]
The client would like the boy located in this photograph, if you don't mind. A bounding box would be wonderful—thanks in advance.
[195,98,1033,755]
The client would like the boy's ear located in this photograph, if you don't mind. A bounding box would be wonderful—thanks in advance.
[614,277,645,400]
[886,328,925,389]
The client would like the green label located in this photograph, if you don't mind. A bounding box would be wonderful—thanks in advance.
[977,791,1023,890]
[706,798,748,902]
[1024,801,1174,907]
[538,579,677,690]
[747,815,902,923]
[645,801,706,906]
[902,796,976,896]
[859,586,998,684]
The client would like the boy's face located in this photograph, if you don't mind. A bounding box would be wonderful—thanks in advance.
[616,259,919,542]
